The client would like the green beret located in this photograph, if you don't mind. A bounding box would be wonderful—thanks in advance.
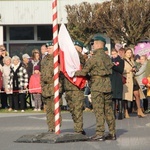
[104,47,108,51]
[46,41,53,47]
[93,36,106,44]
[74,40,84,48]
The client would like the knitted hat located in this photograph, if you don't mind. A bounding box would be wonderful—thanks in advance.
[34,65,40,71]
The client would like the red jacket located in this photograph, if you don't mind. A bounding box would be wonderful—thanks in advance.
[29,73,41,93]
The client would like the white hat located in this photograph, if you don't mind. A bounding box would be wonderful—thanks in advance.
[22,53,30,59]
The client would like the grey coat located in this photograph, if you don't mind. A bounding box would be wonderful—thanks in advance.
[135,61,147,86]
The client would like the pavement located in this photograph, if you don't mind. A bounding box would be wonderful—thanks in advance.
[0,111,150,150]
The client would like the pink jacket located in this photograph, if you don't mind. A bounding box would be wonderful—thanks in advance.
[29,73,41,93]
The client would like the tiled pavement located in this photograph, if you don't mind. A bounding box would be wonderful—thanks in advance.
[0,111,150,150]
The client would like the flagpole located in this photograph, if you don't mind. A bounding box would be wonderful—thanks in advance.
[52,0,60,134]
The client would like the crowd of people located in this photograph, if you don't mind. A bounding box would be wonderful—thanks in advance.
[0,37,150,141]
[0,44,48,112]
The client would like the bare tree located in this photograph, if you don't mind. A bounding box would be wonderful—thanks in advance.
[66,0,150,46]
[65,2,102,44]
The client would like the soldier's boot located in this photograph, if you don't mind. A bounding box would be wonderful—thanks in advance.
[118,100,123,120]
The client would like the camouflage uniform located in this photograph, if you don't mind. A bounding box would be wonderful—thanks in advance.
[41,54,61,131]
[64,51,86,133]
[75,48,115,136]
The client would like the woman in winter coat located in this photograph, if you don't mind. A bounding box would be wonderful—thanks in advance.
[122,48,146,118]
[111,49,124,120]
[7,56,28,112]
[2,56,12,111]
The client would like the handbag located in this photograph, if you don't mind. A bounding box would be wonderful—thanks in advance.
[122,75,127,84]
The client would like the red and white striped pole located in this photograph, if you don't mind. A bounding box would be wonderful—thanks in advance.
[52,0,60,134]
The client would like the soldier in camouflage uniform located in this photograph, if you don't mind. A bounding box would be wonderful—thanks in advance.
[63,40,86,135]
[41,41,61,132]
[75,36,116,141]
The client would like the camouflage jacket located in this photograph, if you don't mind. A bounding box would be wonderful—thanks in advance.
[75,48,114,93]
[63,51,86,91]
[41,54,54,98]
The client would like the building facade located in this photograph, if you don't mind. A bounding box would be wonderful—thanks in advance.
[0,0,110,57]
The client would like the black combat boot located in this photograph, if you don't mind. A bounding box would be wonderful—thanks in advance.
[105,133,116,140]
[90,134,105,141]
[75,130,86,135]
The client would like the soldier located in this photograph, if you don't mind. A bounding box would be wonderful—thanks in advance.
[74,36,116,141]
[63,40,86,135]
[41,41,61,132]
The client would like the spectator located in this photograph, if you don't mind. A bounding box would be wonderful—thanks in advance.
[29,65,42,111]
[7,56,28,112]
[111,49,124,120]
[118,47,125,59]
[31,49,41,72]
[145,76,150,113]
[123,48,146,118]
[0,45,9,109]
[135,55,148,112]
[22,53,33,80]
[2,56,11,110]
[22,53,33,108]
[30,49,41,108]
[134,54,141,70]
[0,45,8,66]
[40,44,48,59]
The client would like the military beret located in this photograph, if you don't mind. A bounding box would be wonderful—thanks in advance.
[46,41,53,47]
[93,36,106,44]
[104,47,108,51]
[74,40,84,48]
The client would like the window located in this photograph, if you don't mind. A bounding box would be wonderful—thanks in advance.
[9,43,44,59]
[9,27,34,40]
[3,26,6,41]
[37,25,53,40]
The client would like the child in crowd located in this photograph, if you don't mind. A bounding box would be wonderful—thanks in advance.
[29,65,42,111]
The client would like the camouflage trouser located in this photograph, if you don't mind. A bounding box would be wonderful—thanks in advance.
[91,91,115,136]
[45,96,62,131]
[65,90,84,132]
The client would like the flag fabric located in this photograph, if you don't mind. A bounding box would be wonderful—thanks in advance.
[58,23,86,89]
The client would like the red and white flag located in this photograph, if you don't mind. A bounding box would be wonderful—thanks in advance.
[58,23,86,89]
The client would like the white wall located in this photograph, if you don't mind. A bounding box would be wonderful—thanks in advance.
[0,26,3,45]
[0,0,110,25]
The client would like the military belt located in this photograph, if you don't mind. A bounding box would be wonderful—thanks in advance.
[92,75,109,78]
[92,76,101,78]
